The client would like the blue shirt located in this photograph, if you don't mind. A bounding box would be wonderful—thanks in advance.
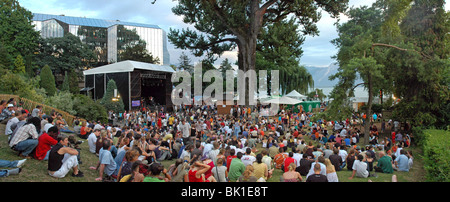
[395,154,409,172]
[99,148,117,176]
[344,138,351,146]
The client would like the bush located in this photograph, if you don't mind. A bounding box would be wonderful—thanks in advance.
[45,91,76,115]
[73,94,108,123]
[40,65,57,96]
[422,129,450,182]
[0,70,45,103]
[100,79,124,113]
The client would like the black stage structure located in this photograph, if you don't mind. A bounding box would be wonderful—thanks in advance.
[83,60,174,111]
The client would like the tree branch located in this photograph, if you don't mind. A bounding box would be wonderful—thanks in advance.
[259,0,278,13]
[185,37,238,49]
[206,0,245,40]
[372,43,432,59]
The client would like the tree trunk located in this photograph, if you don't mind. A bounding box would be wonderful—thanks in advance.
[364,72,373,145]
[237,36,258,106]
[236,1,261,107]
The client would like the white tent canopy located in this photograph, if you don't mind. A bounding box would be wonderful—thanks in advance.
[285,90,307,99]
[83,60,175,75]
[261,96,303,105]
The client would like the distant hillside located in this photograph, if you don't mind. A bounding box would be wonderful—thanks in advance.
[305,64,339,88]
[305,64,363,88]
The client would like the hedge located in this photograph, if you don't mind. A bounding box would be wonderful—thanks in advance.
[422,129,450,182]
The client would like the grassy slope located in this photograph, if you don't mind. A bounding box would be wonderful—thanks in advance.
[0,123,426,182]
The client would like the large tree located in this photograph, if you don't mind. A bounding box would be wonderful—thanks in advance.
[0,0,39,61]
[36,33,95,75]
[329,5,386,126]
[162,0,348,105]
[387,0,450,128]
[256,18,314,95]
[330,0,450,138]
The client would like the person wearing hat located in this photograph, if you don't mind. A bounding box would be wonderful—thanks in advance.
[0,104,14,123]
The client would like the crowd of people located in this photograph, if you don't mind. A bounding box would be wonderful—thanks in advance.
[0,98,414,182]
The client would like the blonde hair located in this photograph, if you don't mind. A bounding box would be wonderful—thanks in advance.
[288,163,296,172]
[242,165,254,181]
[324,158,336,173]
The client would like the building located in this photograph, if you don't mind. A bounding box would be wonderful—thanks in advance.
[32,13,170,65]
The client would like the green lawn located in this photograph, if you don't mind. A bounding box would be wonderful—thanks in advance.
[0,123,426,182]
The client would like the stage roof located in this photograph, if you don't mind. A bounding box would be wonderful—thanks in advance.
[83,60,175,75]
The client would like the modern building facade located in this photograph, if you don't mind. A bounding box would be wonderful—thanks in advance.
[32,13,170,65]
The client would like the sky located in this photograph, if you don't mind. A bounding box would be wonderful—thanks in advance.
[18,0,450,69]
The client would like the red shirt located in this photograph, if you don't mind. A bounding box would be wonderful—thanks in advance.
[226,155,237,171]
[34,133,58,160]
[284,157,296,172]
[188,170,204,182]
[293,130,299,138]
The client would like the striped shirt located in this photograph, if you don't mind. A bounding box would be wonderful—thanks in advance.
[9,124,39,147]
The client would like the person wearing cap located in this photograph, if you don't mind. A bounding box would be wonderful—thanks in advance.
[0,103,14,123]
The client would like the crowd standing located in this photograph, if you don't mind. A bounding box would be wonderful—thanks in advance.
[0,98,414,182]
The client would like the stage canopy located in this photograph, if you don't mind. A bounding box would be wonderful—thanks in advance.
[83,60,174,75]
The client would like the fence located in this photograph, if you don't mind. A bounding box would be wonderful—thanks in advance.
[0,94,84,126]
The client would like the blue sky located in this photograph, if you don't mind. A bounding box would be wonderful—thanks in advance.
[18,0,449,68]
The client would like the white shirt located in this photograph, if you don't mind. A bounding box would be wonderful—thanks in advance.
[5,117,19,135]
[293,153,302,167]
[352,160,369,178]
[44,123,54,133]
[87,133,97,154]
[180,123,190,138]
[339,149,348,162]
[241,154,256,166]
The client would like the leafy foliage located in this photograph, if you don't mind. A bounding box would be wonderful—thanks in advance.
[45,91,76,115]
[72,94,108,123]
[119,42,160,64]
[0,70,45,103]
[0,0,39,59]
[256,18,314,95]
[13,54,25,74]
[35,33,95,75]
[100,79,125,113]
[165,0,348,105]
[421,129,450,182]
[39,65,57,96]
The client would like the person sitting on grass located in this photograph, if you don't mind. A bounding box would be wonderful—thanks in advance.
[0,158,26,178]
[48,133,84,178]
[91,139,117,181]
[144,162,172,182]
[306,163,328,182]
[282,163,303,182]
[119,160,144,182]
[9,117,41,159]
[348,154,369,180]
[374,151,393,174]
[34,126,58,160]
[228,152,246,182]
